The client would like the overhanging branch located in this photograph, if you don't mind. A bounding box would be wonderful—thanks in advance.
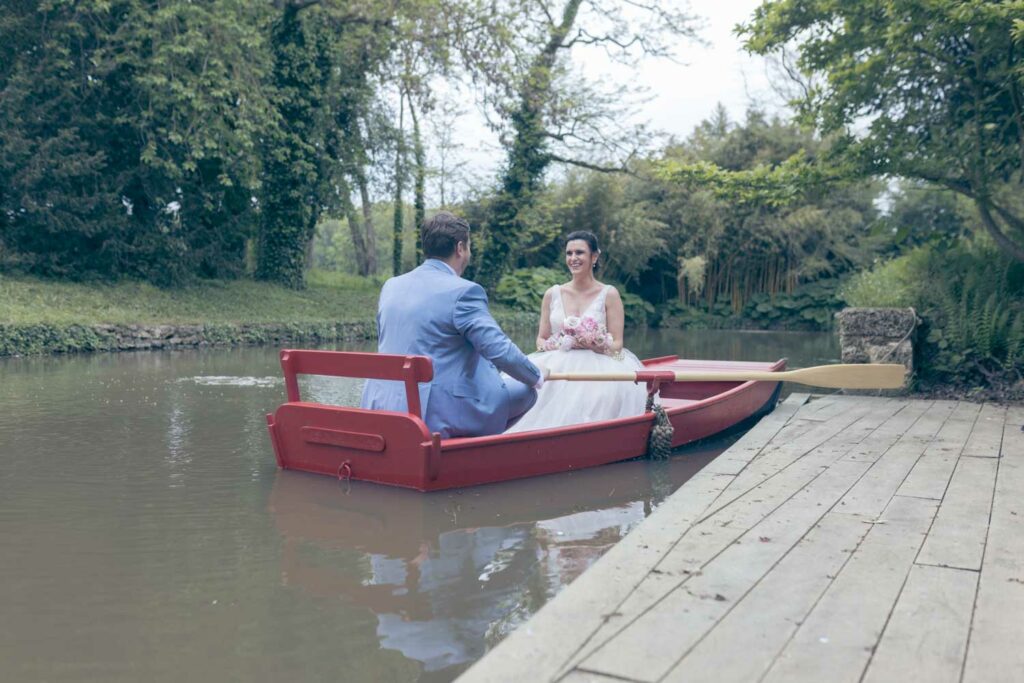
[548,153,635,175]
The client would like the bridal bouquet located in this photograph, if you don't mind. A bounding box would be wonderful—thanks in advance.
[541,315,615,353]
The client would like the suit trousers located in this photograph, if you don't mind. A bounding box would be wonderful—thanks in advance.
[504,379,538,431]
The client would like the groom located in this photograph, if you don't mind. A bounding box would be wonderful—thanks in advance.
[361,211,544,438]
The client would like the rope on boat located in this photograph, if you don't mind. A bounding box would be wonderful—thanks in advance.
[645,393,674,460]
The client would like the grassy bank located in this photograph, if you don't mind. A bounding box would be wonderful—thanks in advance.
[0,270,537,356]
[0,270,382,325]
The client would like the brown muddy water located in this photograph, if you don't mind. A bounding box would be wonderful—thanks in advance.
[0,329,837,682]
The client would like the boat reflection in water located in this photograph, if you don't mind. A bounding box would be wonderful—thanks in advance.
[268,436,733,679]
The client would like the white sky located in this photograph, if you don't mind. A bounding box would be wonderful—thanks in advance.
[444,0,787,192]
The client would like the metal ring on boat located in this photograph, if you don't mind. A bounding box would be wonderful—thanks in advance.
[337,461,352,482]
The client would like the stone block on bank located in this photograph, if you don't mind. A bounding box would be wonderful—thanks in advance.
[836,307,918,338]
[835,307,918,394]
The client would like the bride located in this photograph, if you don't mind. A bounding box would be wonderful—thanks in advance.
[505,231,648,433]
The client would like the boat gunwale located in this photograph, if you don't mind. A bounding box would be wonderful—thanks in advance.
[432,357,787,453]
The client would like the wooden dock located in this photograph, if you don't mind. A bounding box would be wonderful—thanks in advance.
[460,394,1024,683]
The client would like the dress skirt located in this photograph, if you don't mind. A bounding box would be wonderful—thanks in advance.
[504,348,649,433]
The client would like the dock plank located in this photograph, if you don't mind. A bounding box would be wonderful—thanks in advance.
[897,401,981,500]
[560,670,641,683]
[704,393,809,477]
[862,564,976,683]
[963,423,1024,683]
[714,400,878,508]
[837,401,955,518]
[842,400,932,463]
[655,402,878,579]
[563,402,897,678]
[578,458,874,681]
[660,511,872,683]
[961,403,1007,458]
[761,495,938,683]
[916,456,998,571]
[1005,405,1024,426]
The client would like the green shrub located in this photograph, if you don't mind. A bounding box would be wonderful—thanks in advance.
[843,242,1024,390]
[656,300,740,329]
[918,245,1024,384]
[742,279,846,330]
[494,267,564,312]
[839,254,919,308]
[658,278,846,331]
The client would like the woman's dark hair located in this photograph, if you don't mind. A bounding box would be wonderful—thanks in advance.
[422,211,471,258]
[565,230,600,270]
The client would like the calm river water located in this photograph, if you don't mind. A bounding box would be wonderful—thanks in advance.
[0,329,837,682]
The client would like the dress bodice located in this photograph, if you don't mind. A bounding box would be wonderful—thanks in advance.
[549,284,611,335]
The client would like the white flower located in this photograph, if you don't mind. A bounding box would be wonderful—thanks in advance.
[164,201,181,215]
[121,196,134,216]
[563,316,581,330]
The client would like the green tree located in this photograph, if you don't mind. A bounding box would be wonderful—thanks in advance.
[1,0,271,283]
[256,2,334,288]
[741,0,1024,261]
[466,0,700,288]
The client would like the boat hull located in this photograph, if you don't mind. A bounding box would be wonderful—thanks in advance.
[266,352,785,491]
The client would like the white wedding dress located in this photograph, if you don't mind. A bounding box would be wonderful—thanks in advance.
[505,284,649,433]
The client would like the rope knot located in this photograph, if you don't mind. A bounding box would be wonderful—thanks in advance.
[645,393,674,460]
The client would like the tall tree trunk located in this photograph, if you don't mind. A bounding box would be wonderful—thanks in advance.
[408,97,427,263]
[304,211,317,269]
[392,94,405,275]
[345,205,370,276]
[356,167,378,275]
[977,199,1024,262]
[338,177,370,276]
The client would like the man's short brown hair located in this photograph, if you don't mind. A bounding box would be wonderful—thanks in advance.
[421,211,470,259]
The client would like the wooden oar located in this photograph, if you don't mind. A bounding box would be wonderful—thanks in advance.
[547,363,907,390]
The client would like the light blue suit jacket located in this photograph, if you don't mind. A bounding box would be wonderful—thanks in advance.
[360,259,541,438]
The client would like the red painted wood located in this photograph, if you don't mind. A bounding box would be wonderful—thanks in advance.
[279,349,432,417]
[300,427,386,452]
[266,351,785,491]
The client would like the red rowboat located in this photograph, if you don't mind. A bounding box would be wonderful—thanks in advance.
[266,350,785,491]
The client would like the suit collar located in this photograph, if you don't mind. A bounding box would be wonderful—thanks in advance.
[422,258,458,276]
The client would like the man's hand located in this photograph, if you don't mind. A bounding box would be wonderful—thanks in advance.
[534,366,550,390]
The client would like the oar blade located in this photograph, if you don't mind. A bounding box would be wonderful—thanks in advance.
[790,363,907,389]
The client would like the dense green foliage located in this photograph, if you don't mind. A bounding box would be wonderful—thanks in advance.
[482,109,881,329]
[0,1,455,287]
[494,267,565,314]
[255,5,334,288]
[741,0,1024,262]
[0,1,271,284]
[0,1,696,289]
[658,278,845,331]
